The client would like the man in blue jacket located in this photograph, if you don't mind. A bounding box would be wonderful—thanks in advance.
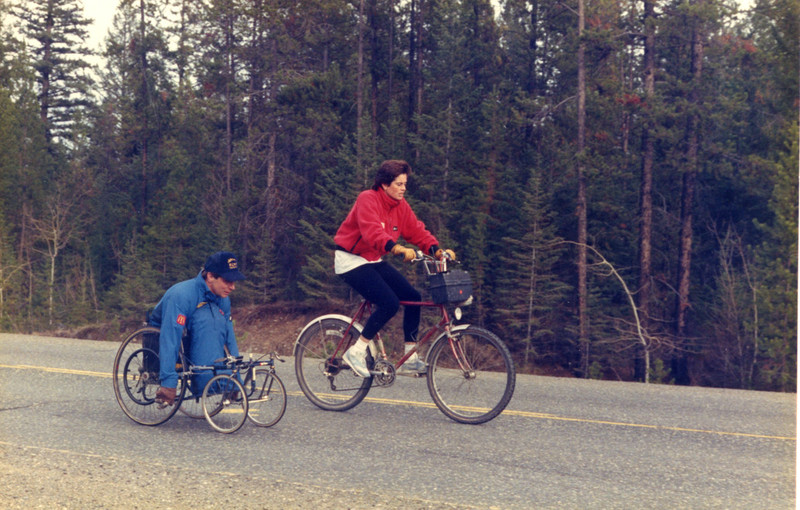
[150,251,246,405]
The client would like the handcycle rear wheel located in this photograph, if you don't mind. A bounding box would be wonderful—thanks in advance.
[202,374,248,433]
[426,326,516,424]
[112,327,186,426]
[294,316,373,412]
[243,367,287,427]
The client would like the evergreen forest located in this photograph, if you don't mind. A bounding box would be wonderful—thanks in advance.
[0,0,797,391]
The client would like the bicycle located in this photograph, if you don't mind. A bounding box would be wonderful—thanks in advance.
[112,326,287,433]
[294,253,515,424]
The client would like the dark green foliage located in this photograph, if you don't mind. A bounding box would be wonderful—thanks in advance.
[297,144,360,303]
[493,170,571,372]
[0,0,794,391]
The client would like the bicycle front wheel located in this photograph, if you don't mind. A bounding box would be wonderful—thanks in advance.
[294,316,372,411]
[427,327,516,424]
[112,327,185,426]
[202,375,248,434]
[244,367,287,427]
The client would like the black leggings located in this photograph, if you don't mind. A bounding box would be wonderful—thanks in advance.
[339,261,421,342]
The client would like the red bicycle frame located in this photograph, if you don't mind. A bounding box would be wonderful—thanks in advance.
[334,298,456,370]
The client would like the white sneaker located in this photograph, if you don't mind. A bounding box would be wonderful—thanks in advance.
[397,357,427,376]
[343,345,371,378]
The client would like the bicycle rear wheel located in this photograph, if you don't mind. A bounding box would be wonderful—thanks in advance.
[202,375,248,434]
[294,316,372,411]
[244,367,287,427]
[426,327,515,424]
[112,327,186,426]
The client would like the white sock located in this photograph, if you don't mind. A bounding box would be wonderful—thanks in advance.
[405,343,418,360]
[351,339,368,354]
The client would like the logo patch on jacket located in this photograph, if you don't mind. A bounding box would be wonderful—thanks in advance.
[176,314,186,326]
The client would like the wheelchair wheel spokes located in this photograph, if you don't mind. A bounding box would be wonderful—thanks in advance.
[202,375,248,434]
[427,327,516,424]
[245,367,287,427]
[122,348,159,405]
[177,383,204,419]
[112,327,184,426]
[294,317,372,412]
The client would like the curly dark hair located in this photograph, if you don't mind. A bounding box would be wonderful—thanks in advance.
[371,160,411,191]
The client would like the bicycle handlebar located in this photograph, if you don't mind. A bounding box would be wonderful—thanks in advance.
[410,250,459,274]
[410,250,456,262]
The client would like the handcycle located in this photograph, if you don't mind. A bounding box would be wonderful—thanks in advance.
[294,253,516,424]
[112,326,287,433]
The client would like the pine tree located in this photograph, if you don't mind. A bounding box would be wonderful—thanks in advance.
[12,0,94,143]
[752,125,798,391]
[297,147,360,303]
[89,0,176,311]
[494,171,570,370]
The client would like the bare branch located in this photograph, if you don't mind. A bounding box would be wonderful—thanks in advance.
[556,240,654,383]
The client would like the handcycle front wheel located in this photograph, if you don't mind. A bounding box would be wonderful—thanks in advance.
[243,367,287,427]
[112,327,186,426]
[202,374,248,433]
[294,316,373,412]
[177,386,205,419]
[426,326,516,425]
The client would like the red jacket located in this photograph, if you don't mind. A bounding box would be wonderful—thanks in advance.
[334,188,438,261]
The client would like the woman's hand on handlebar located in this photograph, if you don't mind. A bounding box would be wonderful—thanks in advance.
[391,244,416,262]
[435,248,456,261]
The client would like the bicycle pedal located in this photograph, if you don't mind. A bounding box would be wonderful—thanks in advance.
[354,369,373,378]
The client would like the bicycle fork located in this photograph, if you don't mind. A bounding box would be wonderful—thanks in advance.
[447,332,477,380]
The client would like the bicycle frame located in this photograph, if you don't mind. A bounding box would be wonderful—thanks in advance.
[333,298,463,372]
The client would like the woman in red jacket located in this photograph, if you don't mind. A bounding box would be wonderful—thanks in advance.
[334,160,454,378]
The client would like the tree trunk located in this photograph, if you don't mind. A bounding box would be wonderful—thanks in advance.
[408,0,424,159]
[369,0,379,137]
[48,250,56,327]
[225,10,234,194]
[357,0,365,181]
[138,0,149,221]
[39,3,53,133]
[577,0,589,377]
[636,0,656,383]
[673,1,705,385]
[388,0,395,109]
[408,0,418,138]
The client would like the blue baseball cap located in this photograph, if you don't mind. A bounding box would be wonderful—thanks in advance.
[204,251,246,281]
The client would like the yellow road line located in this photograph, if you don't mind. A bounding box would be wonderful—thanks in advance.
[0,363,111,378]
[370,395,794,440]
[500,409,796,440]
[2,363,794,441]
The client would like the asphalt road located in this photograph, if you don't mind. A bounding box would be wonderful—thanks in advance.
[0,333,795,509]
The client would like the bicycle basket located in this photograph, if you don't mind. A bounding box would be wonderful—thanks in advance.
[427,268,473,304]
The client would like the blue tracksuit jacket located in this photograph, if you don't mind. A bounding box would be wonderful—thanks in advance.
[148,272,239,392]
